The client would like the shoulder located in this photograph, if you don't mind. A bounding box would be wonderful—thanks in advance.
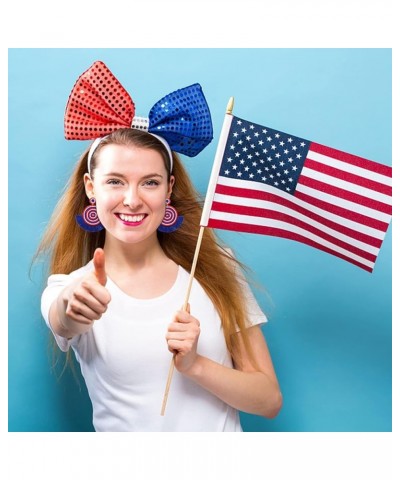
[46,261,93,287]
[221,247,268,327]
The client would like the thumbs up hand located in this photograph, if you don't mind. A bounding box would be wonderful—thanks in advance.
[53,248,112,337]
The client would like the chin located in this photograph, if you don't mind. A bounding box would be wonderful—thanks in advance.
[107,228,158,246]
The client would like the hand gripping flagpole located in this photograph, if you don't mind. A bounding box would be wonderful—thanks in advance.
[160,97,235,416]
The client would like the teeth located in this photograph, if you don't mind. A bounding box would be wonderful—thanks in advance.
[119,214,145,222]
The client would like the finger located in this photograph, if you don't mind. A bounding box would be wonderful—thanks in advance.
[168,344,178,355]
[174,310,200,325]
[166,331,189,341]
[93,248,107,286]
[67,314,94,326]
[67,301,102,322]
[167,339,187,353]
[167,322,188,333]
[167,339,195,358]
[85,281,112,307]
[78,278,111,307]
[67,292,107,320]
[73,290,109,315]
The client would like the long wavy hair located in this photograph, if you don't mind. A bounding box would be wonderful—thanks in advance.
[36,129,258,368]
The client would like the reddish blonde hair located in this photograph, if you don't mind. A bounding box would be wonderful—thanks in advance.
[36,129,257,367]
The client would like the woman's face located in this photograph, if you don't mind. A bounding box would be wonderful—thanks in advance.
[85,143,174,246]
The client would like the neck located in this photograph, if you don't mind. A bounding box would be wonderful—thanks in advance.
[103,233,168,271]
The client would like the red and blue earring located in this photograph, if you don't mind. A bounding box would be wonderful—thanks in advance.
[76,197,104,232]
[158,199,183,233]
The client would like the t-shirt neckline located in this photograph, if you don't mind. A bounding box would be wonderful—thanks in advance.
[105,264,186,305]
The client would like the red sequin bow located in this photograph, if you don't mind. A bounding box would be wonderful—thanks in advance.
[64,61,213,157]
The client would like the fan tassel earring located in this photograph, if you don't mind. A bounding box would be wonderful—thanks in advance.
[76,198,104,232]
[158,199,183,233]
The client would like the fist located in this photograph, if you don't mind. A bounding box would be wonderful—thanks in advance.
[166,304,201,374]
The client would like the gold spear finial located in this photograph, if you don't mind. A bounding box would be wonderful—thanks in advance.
[226,97,234,115]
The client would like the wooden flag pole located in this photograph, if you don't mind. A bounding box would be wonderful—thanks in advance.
[160,97,235,416]
[160,226,205,416]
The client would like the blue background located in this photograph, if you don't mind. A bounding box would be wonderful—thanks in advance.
[8,48,391,432]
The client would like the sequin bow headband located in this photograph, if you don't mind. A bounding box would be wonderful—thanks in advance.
[64,61,213,174]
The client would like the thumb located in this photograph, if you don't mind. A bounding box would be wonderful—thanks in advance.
[93,248,107,286]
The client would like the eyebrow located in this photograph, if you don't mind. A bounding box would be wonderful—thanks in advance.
[103,172,165,180]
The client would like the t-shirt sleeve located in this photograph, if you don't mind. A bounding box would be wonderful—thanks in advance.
[237,270,267,329]
[41,274,77,352]
[224,248,267,330]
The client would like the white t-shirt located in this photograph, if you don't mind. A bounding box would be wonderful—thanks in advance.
[41,261,267,432]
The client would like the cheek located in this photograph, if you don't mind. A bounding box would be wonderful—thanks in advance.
[149,199,167,222]
[95,192,121,215]
[155,197,167,210]
[144,188,168,210]
[156,192,170,212]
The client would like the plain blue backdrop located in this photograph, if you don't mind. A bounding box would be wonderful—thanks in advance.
[8,48,391,432]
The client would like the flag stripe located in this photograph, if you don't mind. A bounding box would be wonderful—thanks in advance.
[307,150,392,187]
[212,191,382,251]
[216,177,390,234]
[310,142,392,177]
[294,190,389,233]
[207,215,375,272]
[211,199,379,259]
[301,163,392,206]
[304,157,392,196]
[296,176,392,215]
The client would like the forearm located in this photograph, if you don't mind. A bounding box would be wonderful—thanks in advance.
[184,355,282,418]
[49,294,75,339]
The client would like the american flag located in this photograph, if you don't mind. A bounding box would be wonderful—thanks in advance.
[201,115,392,272]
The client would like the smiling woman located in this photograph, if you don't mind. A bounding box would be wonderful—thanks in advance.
[86,141,174,244]
[35,61,282,432]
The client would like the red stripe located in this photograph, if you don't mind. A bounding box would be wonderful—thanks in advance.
[310,142,392,177]
[215,183,389,234]
[211,201,378,262]
[304,158,392,196]
[294,190,389,232]
[297,176,392,215]
[207,219,374,272]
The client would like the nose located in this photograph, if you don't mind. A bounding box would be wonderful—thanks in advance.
[123,187,143,210]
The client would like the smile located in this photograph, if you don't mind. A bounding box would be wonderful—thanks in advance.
[116,213,147,225]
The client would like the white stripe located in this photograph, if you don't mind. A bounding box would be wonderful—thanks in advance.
[209,210,375,270]
[216,175,391,225]
[301,166,392,205]
[307,150,392,186]
[213,192,380,255]
[296,183,391,223]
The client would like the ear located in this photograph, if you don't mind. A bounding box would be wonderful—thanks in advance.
[83,173,95,199]
[168,175,175,197]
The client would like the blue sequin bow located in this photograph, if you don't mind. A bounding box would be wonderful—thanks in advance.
[64,61,213,157]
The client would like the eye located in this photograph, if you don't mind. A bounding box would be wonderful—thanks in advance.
[143,179,160,187]
[106,179,124,186]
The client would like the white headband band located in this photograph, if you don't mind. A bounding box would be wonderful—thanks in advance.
[87,116,174,175]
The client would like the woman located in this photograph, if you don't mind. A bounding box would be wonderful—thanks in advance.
[38,62,282,431]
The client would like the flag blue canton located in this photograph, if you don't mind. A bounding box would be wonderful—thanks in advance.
[220,117,311,194]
